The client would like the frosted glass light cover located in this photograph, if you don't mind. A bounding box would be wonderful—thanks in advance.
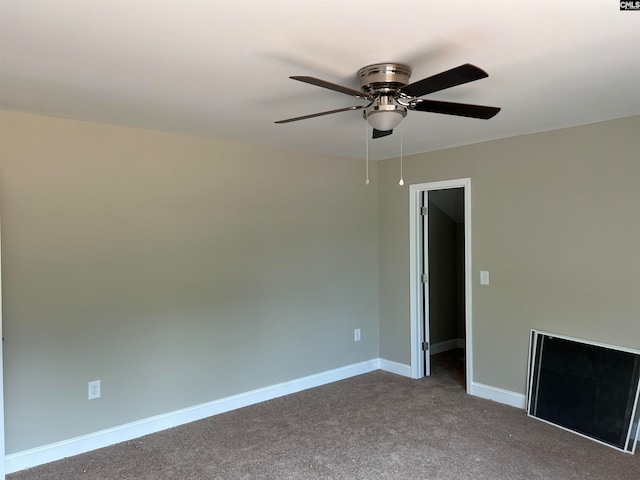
[366,110,404,131]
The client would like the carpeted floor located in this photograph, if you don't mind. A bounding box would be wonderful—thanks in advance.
[9,349,640,479]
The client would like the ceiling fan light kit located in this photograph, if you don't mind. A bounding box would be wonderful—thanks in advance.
[363,100,407,131]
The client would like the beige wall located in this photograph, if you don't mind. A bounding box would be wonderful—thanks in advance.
[379,115,640,393]
[0,111,380,453]
[3,110,639,456]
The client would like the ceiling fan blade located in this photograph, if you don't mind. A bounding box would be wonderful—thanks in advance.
[275,105,364,124]
[411,99,500,119]
[290,76,371,100]
[399,64,489,98]
[372,129,393,139]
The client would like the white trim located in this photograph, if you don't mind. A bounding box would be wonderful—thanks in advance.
[470,382,526,409]
[0,219,6,480]
[409,186,423,379]
[430,339,466,356]
[378,359,412,377]
[0,219,4,480]
[409,178,473,394]
[6,360,379,474]
[5,359,538,474]
[431,340,458,355]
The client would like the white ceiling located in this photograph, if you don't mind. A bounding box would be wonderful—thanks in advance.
[1,0,639,160]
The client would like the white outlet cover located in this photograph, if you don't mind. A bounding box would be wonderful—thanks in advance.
[88,380,101,400]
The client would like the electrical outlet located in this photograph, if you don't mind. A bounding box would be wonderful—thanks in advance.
[88,380,101,400]
[354,328,361,342]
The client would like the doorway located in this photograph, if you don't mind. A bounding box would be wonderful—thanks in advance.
[409,178,473,394]
[425,188,466,385]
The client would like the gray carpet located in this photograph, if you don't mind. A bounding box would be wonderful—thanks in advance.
[9,350,640,479]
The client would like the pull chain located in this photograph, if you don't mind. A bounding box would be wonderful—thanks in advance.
[399,122,404,186]
[365,120,370,185]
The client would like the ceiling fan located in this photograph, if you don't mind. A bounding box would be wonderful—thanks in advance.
[275,63,501,138]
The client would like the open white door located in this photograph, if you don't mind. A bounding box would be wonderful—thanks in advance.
[0,219,5,479]
[420,191,431,376]
[409,178,473,394]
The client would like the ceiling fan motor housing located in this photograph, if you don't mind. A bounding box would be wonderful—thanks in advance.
[358,63,412,95]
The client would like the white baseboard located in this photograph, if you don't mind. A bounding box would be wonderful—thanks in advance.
[377,359,527,414]
[470,381,526,409]
[5,360,533,474]
[378,358,525,411]
[5,359,380,474]
[430,338,466,355]
[378,359,412,377]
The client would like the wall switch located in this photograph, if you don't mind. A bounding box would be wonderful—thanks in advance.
[354,328,361,342]
[88,380,101,400]
[480,271,490,285]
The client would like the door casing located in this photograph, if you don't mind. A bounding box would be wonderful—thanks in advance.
[409,178,473,393]
[1,218,5,479]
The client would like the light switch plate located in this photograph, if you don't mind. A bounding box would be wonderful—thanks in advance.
[480,271,490,285]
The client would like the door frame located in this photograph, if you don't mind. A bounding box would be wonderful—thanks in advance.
[409,178,473,393]
[1,218,5,479]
